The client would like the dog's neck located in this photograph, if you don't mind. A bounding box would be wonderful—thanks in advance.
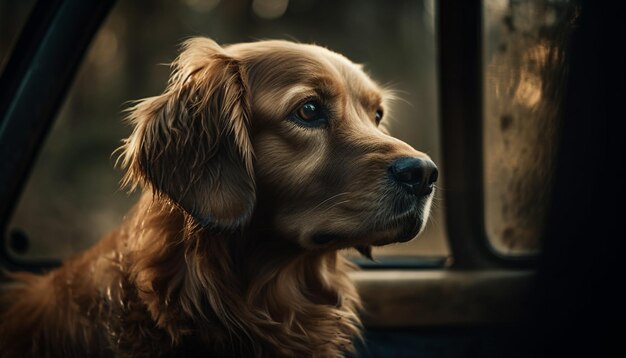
[117,193,361,356]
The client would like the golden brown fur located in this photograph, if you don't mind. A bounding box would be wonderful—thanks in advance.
[0,38,434,357]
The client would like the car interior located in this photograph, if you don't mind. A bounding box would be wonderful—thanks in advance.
[1,0,623,357]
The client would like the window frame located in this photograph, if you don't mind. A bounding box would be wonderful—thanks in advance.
[0,0,115,272]
[438,0,538,269]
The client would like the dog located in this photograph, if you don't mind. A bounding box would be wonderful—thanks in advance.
[0,38,437,357]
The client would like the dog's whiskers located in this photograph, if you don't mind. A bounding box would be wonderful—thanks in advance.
[319,199,352,213]
[305,192,351,215]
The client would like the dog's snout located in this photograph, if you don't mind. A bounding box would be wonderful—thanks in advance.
[389,157,438,196]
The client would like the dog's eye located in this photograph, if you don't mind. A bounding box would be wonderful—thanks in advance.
[298,102,319,121]
[291,101,328,127]
[375,109,384,125]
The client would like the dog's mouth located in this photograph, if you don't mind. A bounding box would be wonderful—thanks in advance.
[301,188,435,255]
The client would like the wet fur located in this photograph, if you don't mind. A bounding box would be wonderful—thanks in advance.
[0,38,432,357]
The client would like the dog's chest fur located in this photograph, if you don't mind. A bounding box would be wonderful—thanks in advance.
[0,196,361,358]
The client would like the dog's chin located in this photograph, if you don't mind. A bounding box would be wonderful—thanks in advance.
[307,210,426,250]
[371,216,423,246]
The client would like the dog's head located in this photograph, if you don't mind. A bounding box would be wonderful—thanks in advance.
[121,38,437,251]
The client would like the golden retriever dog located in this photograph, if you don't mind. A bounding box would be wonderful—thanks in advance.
[0,38,437,357]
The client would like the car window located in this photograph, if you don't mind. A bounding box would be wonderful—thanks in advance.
[483,0,577,256]
[4,0,448,262]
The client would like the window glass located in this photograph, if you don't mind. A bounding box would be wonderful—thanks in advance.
[483,0,578,255]
[6,0,447,261]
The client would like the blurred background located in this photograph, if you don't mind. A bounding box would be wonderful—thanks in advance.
[1,0,575,262]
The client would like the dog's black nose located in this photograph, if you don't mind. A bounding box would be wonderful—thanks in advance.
[389,157,438,196]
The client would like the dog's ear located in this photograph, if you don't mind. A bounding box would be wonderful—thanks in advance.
[120,38,255,229]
